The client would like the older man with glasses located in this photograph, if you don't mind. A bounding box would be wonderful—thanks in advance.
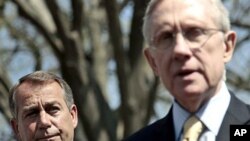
[124,0,250,141]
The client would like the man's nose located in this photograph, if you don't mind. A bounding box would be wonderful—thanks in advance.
[38,111,51,129]
[172,33,192,60]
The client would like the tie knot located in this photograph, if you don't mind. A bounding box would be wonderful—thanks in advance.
[183,116,204,141]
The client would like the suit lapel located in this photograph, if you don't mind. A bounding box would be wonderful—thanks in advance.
[157,107,175,141]
[216,94,250,141]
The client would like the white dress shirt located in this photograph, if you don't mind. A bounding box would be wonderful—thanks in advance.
[173,81,231,141]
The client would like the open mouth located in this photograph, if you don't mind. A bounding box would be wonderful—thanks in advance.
[177,70,196,77]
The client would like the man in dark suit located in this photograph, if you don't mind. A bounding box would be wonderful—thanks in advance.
[124,0,250,141]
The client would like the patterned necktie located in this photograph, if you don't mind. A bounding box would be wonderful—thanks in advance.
[182,115,204,141]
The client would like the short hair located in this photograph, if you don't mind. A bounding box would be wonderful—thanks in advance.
[142,0,231,44]
[9,71,74,118]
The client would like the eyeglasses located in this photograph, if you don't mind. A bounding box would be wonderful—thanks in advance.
[150,28,224,50]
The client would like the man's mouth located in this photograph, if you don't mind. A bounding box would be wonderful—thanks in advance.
[37,134,59,141]
[177,69,197,77]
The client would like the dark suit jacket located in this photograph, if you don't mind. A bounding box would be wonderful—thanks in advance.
[124,94,250,141]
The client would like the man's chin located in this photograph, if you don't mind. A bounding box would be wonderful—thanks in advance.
[174,86,206,97]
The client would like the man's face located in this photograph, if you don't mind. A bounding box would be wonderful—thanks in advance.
[144,0,236,111]
[11,82,78,141]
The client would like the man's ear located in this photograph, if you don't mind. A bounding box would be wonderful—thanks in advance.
[144,48,159,76]
[223,31,236,63]
[10,118,20,139]
[70,104,78,128]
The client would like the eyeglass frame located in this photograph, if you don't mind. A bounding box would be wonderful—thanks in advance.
[149,27,225,50]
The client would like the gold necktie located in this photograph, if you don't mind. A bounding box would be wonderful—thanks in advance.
[182,116,204,141]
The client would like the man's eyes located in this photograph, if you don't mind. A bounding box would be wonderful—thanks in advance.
[24,109,39,118]
[161,32,174,40]
[156,32,174,42]
[156,28,204,41]
[154,32,173,45]
[185,28,204,38]
[24,106,60,118]
[46,106,60,115]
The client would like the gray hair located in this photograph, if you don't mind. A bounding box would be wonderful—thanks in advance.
[9,71,74,118]
[142,0,231,44]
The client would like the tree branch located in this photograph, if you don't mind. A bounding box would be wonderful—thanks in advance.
[231,20,250,29]
[128,0,149,69]
[44,0,70,48]
[119,0,131,12]
[71,0,84,38]
[227,69,250,91]
[6,22,42,70]
[102,0,131,136]
[12,0,62,58]
[0,64,12,122]
[88,66,118,141]
[144,76,159,124]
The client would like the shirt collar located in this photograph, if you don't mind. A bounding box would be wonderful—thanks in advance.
[197,82,231,135]
[173,81,231,140]
[173,100,189,140]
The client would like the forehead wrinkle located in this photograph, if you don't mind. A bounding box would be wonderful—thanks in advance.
[21,99,63,115]
[42,100,63,109]
[146,0,221,46]
[150,2,175,38]
[22,104,38,115]
[16,83,57,108]
[155,0,216,29]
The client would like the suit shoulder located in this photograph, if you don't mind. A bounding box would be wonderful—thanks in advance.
[228,94,250,124]
[123,117,167,141]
